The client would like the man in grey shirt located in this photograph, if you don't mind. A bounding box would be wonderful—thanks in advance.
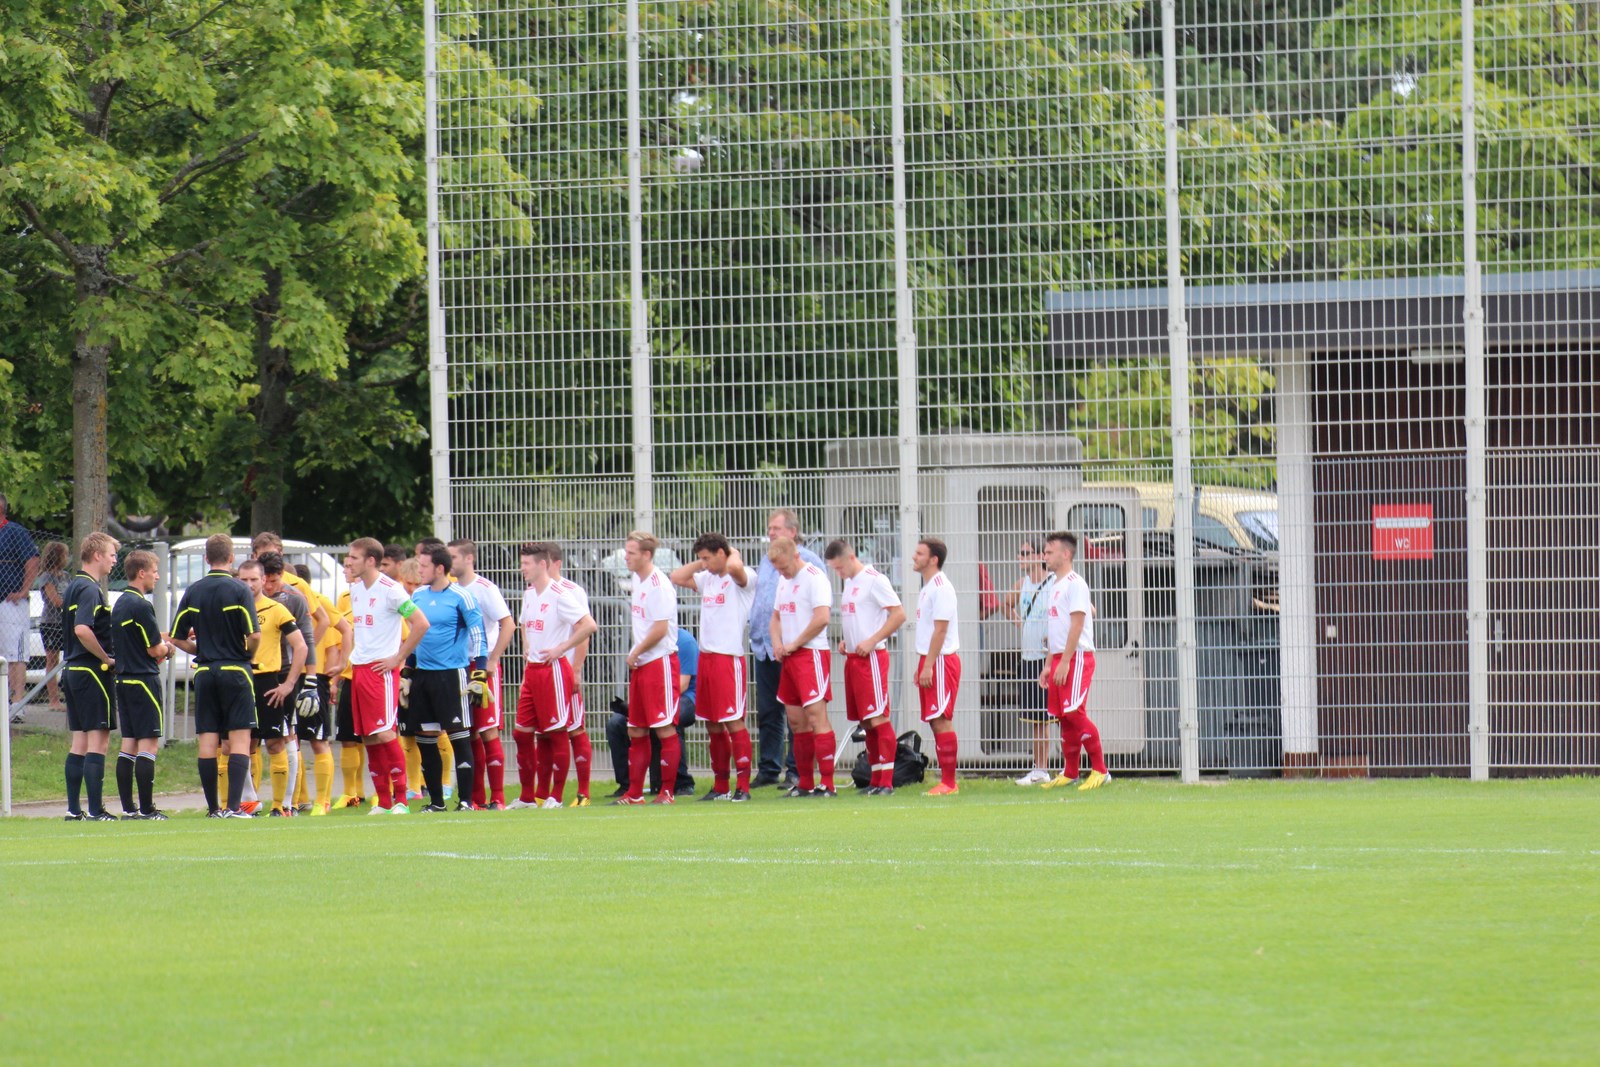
[746,508,824,787]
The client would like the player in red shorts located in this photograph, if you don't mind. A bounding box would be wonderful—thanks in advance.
[615,531,682,805]
[671,532,755,801]
[449,539,515,810]
[549,545,597,806]
[1039,530,1109,791]
[767,536,837,797]
[343,537,430,814]
[511,542,597,809]
[913,537,962,795]
[824,538,907,795]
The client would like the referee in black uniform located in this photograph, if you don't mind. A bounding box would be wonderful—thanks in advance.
[111,549,172,819]
[169,533,260,818]
[62,532,121,821]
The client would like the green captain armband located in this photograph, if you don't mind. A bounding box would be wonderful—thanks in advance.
[397,599,418,619]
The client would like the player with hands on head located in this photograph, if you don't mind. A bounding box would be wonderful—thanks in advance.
[824,539,907,795]
[671,533,756,801]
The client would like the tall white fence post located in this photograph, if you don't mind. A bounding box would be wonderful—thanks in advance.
[889,0,921,724]
[424,0,454,542]
[626,0,654,534]
[1461,0,1490,781]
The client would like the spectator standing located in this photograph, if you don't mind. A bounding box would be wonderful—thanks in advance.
[0,492,41,715]
[36,540,70,710]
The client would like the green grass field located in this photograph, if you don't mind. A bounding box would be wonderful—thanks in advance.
[4,728,204,802]
[2,778,1595,1065]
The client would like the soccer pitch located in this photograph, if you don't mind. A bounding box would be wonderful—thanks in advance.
[2,779,1595,1065]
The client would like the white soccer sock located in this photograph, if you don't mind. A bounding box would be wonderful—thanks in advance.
[285,743,301,805]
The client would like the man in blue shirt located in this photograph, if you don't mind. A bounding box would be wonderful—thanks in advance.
[0,491,40,715]
[607,627,699,797]
[404,546,486,811]
[747,508,823,787]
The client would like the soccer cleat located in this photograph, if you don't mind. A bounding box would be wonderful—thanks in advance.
[454,800,477,812]
[698,790,729,802]
[331,794,359,810]
[507,797,539,809]
[120,811,143,820]
[1077,770,1112,791]
[870,785,896,797]
[406,790,422,802]
[485,800,507,811]
[540,797,563,810]
[206,809,227,819]
[571,795,591,808]
[781,785,813,798]
[1016,768,1051,786]
[611,796,645,806]
[810,788,838,798]
[651,792,675,805]
[311,803,330,816]
[606,785,628,798]
[63,811,86,822]
[87,810,119,822]
[924,783,959,796]
[729,789,750,803]
[389,803,410,815]
[239,800,261,816]
[295,803,312,814]
[368,804,387,816]
[142,810,170,821]
[222,808,254,819]
[1040,773,1080,790]
[269,807,288,817]
[419,804,448,814]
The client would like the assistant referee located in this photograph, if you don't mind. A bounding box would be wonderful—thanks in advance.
[169,534,260,818]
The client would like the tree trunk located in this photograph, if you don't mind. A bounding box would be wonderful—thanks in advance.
[71,253,112,544]
[249,268,291,535]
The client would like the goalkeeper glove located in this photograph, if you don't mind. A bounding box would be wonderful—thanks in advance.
[399,665,414,708]
[467,668,490,709]
[294,677,322,720]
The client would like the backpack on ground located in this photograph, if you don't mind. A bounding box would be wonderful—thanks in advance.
[850,730,930,788]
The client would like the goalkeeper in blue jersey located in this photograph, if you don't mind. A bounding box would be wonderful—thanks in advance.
[403,546,487,811]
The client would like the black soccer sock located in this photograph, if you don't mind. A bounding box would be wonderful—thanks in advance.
[226,753,250,810]
[136,753,156,814]
[198,756,219,811]
[116,752,137,813]
[84,753,107,815]
[417,736,444,807]
[65,753,85,814]
[451,731,475,805]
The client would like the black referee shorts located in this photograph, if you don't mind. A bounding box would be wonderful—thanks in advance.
[64,664,115,733]
[115,675,163,740]
[194,664,256,736]
[253,671,291,740]
[401,667,472,736]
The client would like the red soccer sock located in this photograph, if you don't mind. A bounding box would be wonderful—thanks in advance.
[515,734,538,803]
[1066,711,1107,774]
[709,730,730,793]
[626,734,651,800]
[569,729,593,798]
[366,742,393,808]
[657,732,681,797]
[814,730,836,790]
[549,730,571,802]
[1058,718,1083,778]
[872,721,897,788]
[483,735,506,804]
[934,730,958,788]
[533,732,555,802]
[794,730,816,791]
[731,729,752,791]
[471,735,488,807]
[384,738,407,799]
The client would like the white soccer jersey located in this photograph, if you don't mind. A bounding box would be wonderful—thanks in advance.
[465,575,512,626]
[914,570,960,656]
[521,580,587,661]
[1046,569,1095,654]
[840,566,901,651]
[777,563,832,651]
[349,574,417,663]
[630,568,678,665]
[553,577,591,665]
[693,569,754,656]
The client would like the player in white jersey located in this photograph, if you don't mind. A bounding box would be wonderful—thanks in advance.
[671,532,755,801]
[1039,530,1110,791]
[767,536,838,797]
[449,539,515,809]
[616,531,682,805]
[344,537,430,813]
[511,543,598,809]
[547,543,598,805]
[824,538,907,795]
[913,537,961,795]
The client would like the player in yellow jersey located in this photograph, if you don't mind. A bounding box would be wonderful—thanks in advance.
[295,563,349,814]
[238,558,307,816]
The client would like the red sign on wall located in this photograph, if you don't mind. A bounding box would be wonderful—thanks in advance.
[1373,504,1434,561]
